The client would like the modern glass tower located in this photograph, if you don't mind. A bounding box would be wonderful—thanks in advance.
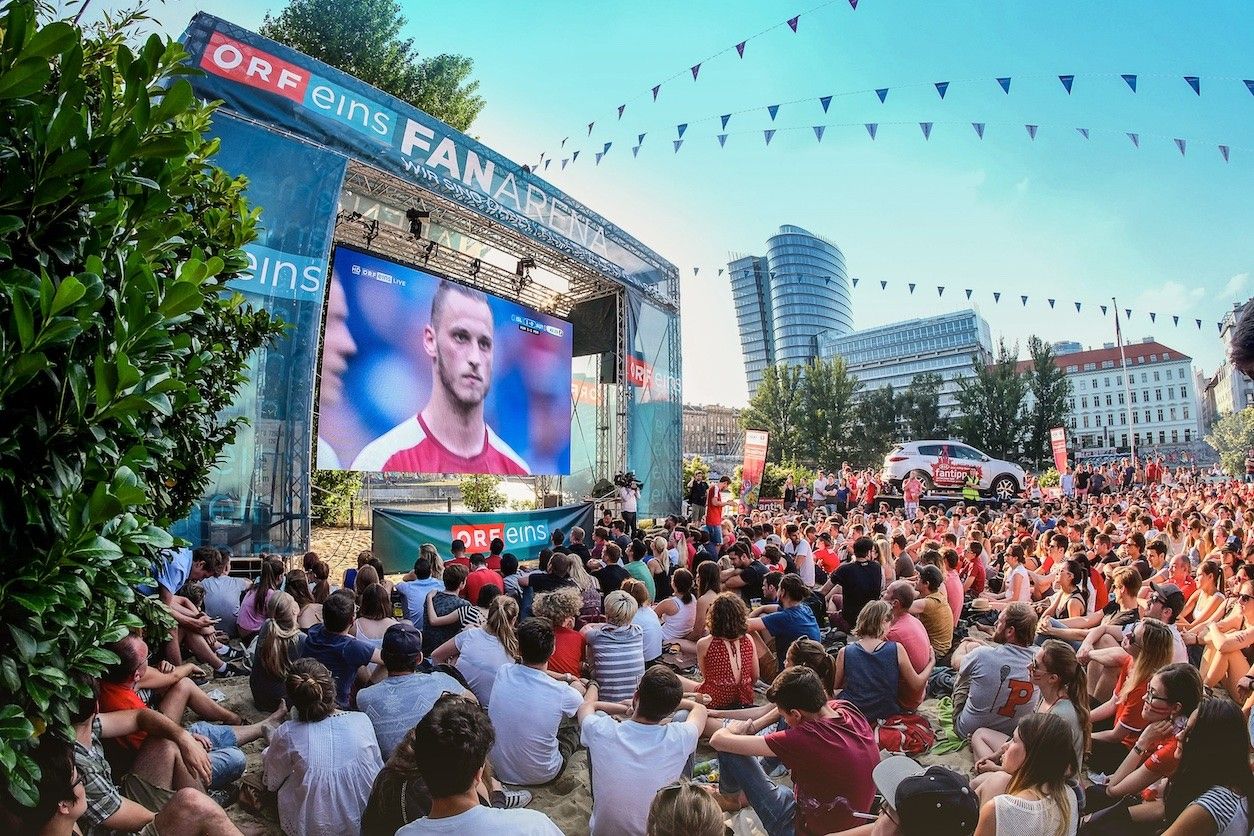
[728,225,852,396]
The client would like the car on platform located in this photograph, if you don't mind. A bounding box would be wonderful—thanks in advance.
[882,440,1025,501]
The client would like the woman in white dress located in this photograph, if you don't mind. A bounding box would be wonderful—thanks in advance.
[973,712,1078,836]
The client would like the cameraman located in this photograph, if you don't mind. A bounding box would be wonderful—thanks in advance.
[618,474,641,539]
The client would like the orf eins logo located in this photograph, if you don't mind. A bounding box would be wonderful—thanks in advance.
[200,32,310,104]
[451,520,551,552]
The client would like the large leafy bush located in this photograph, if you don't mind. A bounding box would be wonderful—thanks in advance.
[0,3,283,803]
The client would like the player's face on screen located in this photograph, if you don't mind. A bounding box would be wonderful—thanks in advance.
[321,277,356,405]
[426,292,494,408]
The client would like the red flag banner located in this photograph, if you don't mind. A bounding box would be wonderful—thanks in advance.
[742,430,770,509]
[1050,427,1068,473]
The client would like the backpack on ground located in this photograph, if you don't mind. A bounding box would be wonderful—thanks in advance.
[876,712,936,756]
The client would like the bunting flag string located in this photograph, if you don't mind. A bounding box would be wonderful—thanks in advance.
[997,77,1012,94]
[1059,75,1075,94]
[965,289,973,300]
[993,292,1001,303]
[813,125,826,142]
[1026,124,1039,140]
[820,95,832,113]
[865,123,878,139]
[1048,299,1056,309]
[909,283,917,294]
[1021,295,1029,306]
[920,122,933,140]
[935,81,950,99]
[768,104,780,121]
[938,286,945,297]
[764,129,776,145]
[972,122,985,138]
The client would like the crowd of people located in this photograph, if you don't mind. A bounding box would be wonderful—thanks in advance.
[8,457,1254,836]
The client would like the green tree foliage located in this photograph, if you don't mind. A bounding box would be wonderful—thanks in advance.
[459,474,506,512]
[683,455,709,487]
[852,385,900,469]
[954,340,1028,461]
[0,4,283,803]
[798,356,861,469]
[899,372,948,439]
[260,0,485,131]
[311,470,363,525]
[742,363,805,464]
[1205,408,1254,476]
[759,461,817,499]
[1023,336,1072,468]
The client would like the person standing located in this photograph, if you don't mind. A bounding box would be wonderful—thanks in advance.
[903,472,923,520]
[782,476,797,511]
[688,471,709,523]
[619,478,640,539]
[705,476,730,548]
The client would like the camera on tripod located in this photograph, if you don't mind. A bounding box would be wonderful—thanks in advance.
[614,471,643,490]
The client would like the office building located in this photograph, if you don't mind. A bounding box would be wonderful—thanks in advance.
[1209,299,1254,418]
[729,225,852,396]
[816,309,994,413]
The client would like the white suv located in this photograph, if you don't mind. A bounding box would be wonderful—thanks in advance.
[882,440,1025,500]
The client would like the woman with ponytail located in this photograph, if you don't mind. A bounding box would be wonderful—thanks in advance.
[263,659,383,836]
[238,557,285,641]
[250,591,306,711]
[654,567,697,644]
[972,639,1090,802]
[285,569,324,630]
[431,595,519,709]
[973,713,1079,836]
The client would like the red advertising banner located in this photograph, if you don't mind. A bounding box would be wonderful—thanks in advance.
[741,430,769,509]
[1050,427,1069,473]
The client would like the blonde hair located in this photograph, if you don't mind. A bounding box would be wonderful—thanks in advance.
[259,591,301,680]
[1123,618,1173,701]
[853,599,891,639]
[652,536,668,558]
[533,588,581,628]
[647,780,725,836]
[485,596,519,661]
[603,589,638,626]
[567,553,598,594]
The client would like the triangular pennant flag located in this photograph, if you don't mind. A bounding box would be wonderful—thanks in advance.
[1122,74,1137,92]
[920,122,933,140]
[1125,308,1132,319]
[572,151,580,161]
[997,77,1012,94]
[1074,302,1082,313]
[632,146,640,157]
[717,134,727,147]
[736,41,746,58]
[768,104,780,121]
[594,152,602,165]
[1246,80,1254,96]
[1219,145,1230,162]
[718,269,724,276]
[693,267,699,276]
[1196,319,1202,329]
[618,104,626,119]
[865,123,878,139]
[720,114,731,130]
[1077,128,1090,139]
[909,283,917,295]
[1127,132,1140,147]
[1026,124,1038,140]
[544,159,551,170]
[852,278,859,288]
[1184,75,1200,95]
[937,286,945,297]
[935,81,949,99]
[1059,75,1074,94]
[673,140,683,153]
[561,158,569,169]
[587,122,594,135]
[1218,322,1223,333]
[691,63,701,81]
[603,142,612,154]
[820,95,832,113]
[677,124,687,139]
[965,289,973,300]
[849,0,858,7]
[1048,299,1056,309]
[1021,295,1029,306]
[813,126,826,142]
[993,292,1002,303]
[1175,138,1186,156]
[972,122,986,138]
[764,129,775,146]
[787,15,800,32]
[652,84,661,100]
[876,88,889,103]
[561,137,568,148]
[880,281,887,290]
[1100,305,1107,316]
[638,133,646,145]
[1173,315,1179,326]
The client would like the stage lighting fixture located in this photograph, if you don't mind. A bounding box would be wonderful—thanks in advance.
[423,240,437,264]
[469,258,481,277]
[515,256,536,277]
[405,207,430,239]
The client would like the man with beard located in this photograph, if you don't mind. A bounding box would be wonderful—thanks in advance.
[353,281,529,474]
[315,275,357,469]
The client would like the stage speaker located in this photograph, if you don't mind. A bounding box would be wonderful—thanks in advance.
[599,353,617,384]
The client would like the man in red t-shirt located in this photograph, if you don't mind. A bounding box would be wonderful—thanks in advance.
[705,476,730,545]
[814,532,840,575]
[711,667,878,834]
[463,552,505,603]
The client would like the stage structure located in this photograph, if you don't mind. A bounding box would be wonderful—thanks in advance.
[172,15,682,553]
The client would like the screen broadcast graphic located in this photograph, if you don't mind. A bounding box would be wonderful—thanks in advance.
[316,245,573,476]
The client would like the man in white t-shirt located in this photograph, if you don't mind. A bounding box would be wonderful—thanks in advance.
[579,666,707,836]
[488,618,586,785]
[396,693,562,835]
[783,523,815,587]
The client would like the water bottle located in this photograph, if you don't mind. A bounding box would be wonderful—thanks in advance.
[390,586,405,619]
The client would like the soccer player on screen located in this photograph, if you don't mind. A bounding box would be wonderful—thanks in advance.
[316,275,357,469]
[351,280,530,475]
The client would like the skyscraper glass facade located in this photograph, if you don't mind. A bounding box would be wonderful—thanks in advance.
[728,225,852,396]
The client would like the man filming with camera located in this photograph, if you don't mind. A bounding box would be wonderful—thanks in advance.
[617,472,641,539]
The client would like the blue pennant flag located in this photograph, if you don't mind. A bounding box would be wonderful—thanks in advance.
[937,286,945,297]
[1075,302,1082,312]
[764,129,775,145]
[813,126,826,142]
[972,122,985,138]
[909,283,917,294]
[1196,319,1202,329]
[876,88,889,103]
[561,158,568,169]
[994,292,1001,303]
[1122,74,1137,92]
[880,280,888,290]
[691,63,701,81]
[544,159,551,170]
[1125,308,1132,319]
[561,137,568,148]
[717,134,727,147]
[618,104,626,119]
[1026,124,1038,140]
[1175,138,1186,156]
[997,77,1012,94]
[768,104,780,121]
[632,146,640,157]
[852,277,859,288]
[1184,76,1200,95]
[1127,132,1140,147]
[673,140,683,153]
[736,41,746,58]
[1048,299,1056,309]
[652,84,662,100]
[677,124,687,139]
[638,133,646,145]
[865,123,878,139]
[1101,305,1107,316]
[718,269,724,276]
[720,114,731,130]
[603,142,612,154]
[1218,322,1224,333]
[787,14,799,32]
[587,122,594,135]
[1077,127,1090,139]
[1246,80,1254,96]
[594,152,603,165]
[820,95,832,112]
[1173,315,1179,326]
[1021,295,1029,306]
[1220,145,1230,162]
[1059,75,1074,94]
[965,288,973,300]
[693,267,699,276]
[1150,312,1157,322]
[572,151,580,161]
[935,81,949,99]
[920,122,933,140]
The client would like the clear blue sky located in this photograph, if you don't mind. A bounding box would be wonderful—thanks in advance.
[92,0,1254,407]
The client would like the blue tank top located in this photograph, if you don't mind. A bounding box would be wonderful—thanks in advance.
[842,640,902,723]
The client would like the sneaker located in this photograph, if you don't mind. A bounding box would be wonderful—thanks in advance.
[492,788,533,809]
[217,645,245,663]
[214,662,248,679]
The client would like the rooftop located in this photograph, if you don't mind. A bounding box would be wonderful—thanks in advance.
[1013,338,1191,373]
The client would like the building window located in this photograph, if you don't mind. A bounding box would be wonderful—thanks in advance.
[1121,434,1128,447]
[1066,365,1078,373]
[1120,412,1127,424]
[1144,409,1151,423]
[1141,372,1147,382]
[1106,394,1112,406]
[1143,390,1149,402]
[1131,391,1138,403]
[1179,368,1186,379]
[1137,356,1145,364]
[1155,389,1162,401]
[1084,363,1096,371]
[1134,433,1140,445]
[1157,409,1164,422]
[1159,431,1166,444]
[1083,415,1090,428]
[1170,407,1177,420]
[1183,406,1190,419]
[1070,417,1077,428]
[1117,375,1122,385]
[1068,398,1075,410]
[1104,377,1110,386]
[1185,429,1191,442]
[1153,371,1160,381]
[1118,393,1125,405]
[1150,354,1157,362]
[1108,413,1115,426]
[1081,396,1088,408]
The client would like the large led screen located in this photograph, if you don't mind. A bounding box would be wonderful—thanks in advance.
[316,245,573,475]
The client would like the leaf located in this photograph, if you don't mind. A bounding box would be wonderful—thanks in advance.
[0,57,51,99]
[0,215,22,235]
[159,282,204,317]
[21,21,76,59]
[11,292,33,349]
[9,625,36,662]
[48,274,85,316]
[152,79,193,123]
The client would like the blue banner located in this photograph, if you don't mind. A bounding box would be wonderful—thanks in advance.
[624,290,683,516]
[372,503,595,571]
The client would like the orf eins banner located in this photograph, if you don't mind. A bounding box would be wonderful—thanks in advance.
[372,503,595,571]
[1050,427,1069,473]
[741,430,769,508]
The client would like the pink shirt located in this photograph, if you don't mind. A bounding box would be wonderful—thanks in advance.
[943,569,963,625]
[886,613,931,710]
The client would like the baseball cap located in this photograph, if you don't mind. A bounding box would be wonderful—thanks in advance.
[381,622,423,663]
[873,757,978,836]
[1149,582,1186,616]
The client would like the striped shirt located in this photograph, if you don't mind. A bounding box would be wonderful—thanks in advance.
[1193,787,1248,836]
[584,622,645,702]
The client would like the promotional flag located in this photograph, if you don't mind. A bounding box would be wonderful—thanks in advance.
[741,430,770,509]
[1050,427,1068,473]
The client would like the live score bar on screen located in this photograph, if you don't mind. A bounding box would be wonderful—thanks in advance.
[314,245,574,476]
